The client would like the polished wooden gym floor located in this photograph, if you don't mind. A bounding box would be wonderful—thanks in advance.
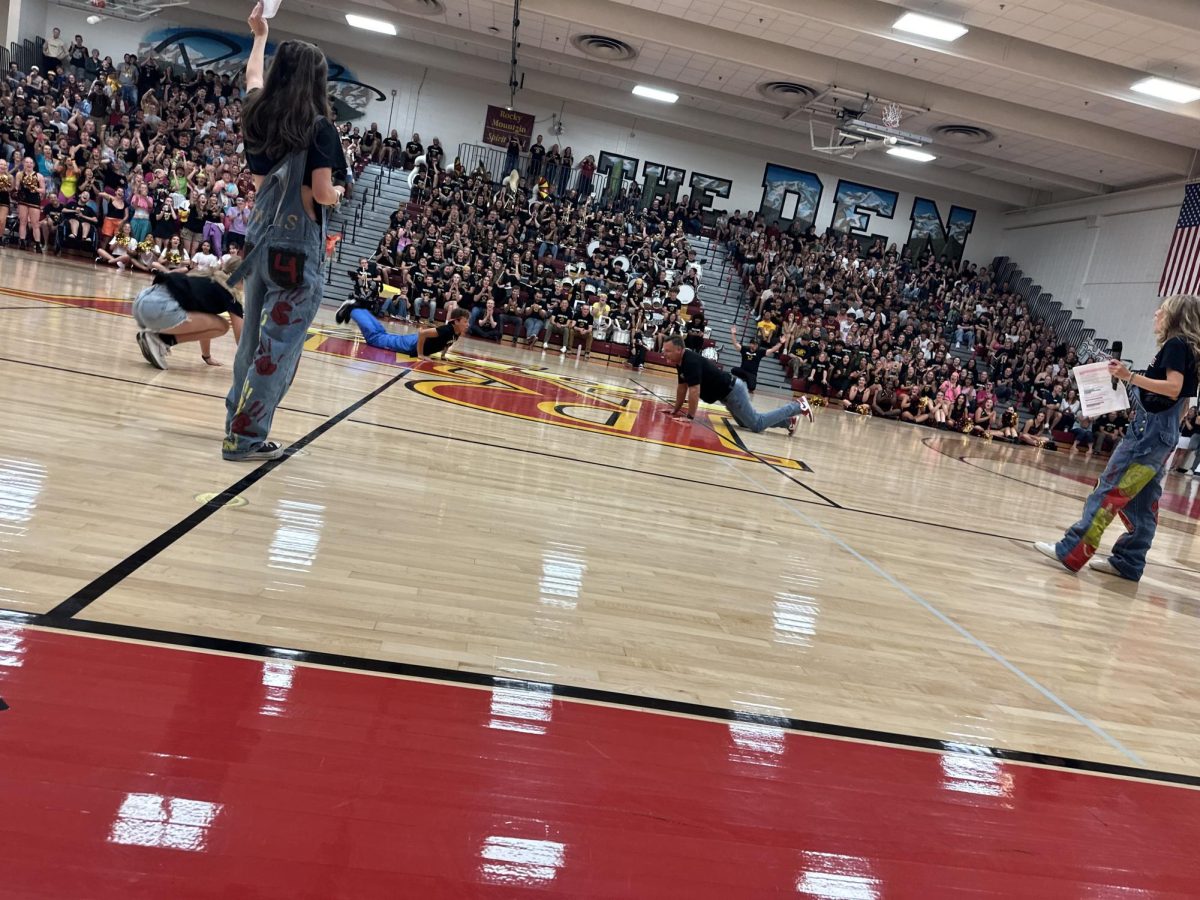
[3,254,1200,897]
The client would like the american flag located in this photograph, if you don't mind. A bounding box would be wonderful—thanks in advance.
[1159,181,1200,296]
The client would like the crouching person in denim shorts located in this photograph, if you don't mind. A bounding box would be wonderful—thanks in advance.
[133,259,245,370]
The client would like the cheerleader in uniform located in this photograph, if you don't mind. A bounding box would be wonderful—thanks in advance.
[15,157,46,251]
[129,237,161,274]
[96,222,137,269]
[1000,406,1020,442]
[152,235,191,274]
[0,160,13,243]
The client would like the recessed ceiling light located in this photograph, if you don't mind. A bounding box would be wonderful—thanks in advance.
[346,13,397,35]
[1130,76,1200,104]
[887,147,937,163]
[893,11,968,42]
[632,85,678,103]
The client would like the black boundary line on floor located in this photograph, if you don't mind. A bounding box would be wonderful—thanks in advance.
[6,354,1196,576]
[629,376,842,509]
[45,370,410,619]
[2,607,1196,790]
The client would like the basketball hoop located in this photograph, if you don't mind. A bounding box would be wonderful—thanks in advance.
[882,102,902,129]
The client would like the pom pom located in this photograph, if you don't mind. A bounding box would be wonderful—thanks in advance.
[855,403,871,416]
[808,395,828,408]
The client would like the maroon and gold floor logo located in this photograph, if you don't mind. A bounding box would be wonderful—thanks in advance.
[404,357,809,470]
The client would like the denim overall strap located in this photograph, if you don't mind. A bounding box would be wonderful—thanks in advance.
[222,139,328,457]
[1055,387,1186,579]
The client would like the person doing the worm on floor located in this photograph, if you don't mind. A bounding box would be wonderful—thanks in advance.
[337,298,470,361]
[220,1,347,462]
[661,336,813,436]
[1036,294,1200,581]
[133,257,245,370]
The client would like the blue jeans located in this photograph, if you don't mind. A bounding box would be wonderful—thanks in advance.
[350,308,419,355]
[413,295,437,321]
[381,293,408,319]
[524,317,545,340]
[537,241,558,259]
[1054,390,1184,579]
[721,377,803,432]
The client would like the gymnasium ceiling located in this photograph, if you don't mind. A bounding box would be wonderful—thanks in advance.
[190,0,1200,205]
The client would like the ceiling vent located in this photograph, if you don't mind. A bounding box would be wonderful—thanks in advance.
[390,0,446,14]
[757,81,819,102]
[570,34,638,62]
[931,124,995,145]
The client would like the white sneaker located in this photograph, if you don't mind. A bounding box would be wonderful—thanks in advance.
[787,415,799,436]
[140,331,170,370]
[543,340,550,349]
[560,344,567,354]
[1088,556,1127,578]
[1033,541,1067,570]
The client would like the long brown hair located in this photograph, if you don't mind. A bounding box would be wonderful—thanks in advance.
[242,40,331,160]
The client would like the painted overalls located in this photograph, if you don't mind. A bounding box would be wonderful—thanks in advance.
[222,139,326,459]
[1054,387,1186,580]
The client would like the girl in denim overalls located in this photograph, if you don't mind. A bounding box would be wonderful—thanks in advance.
[1037,294,1200,581]
[222,2,346,460]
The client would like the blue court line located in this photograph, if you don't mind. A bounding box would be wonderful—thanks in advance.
[724,459,1148,768]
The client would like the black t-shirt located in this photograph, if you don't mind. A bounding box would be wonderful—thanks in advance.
[156,273,244,318]
[1142,335,1198,413]
[245,115,343,187]
[573,311,593,330]
[405,140,422,156]
[738,346,767,375]
[421,322,458,357]
[677,348,733,403]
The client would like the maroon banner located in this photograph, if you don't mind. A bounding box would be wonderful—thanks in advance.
[483,105,535,150]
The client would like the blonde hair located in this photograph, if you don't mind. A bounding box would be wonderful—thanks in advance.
[1159,294,1200,378]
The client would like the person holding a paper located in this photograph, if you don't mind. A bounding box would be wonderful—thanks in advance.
[1036,294,1200,580]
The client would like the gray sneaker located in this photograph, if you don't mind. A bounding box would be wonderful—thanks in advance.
[139,330,170,370]
[224,441,286,462]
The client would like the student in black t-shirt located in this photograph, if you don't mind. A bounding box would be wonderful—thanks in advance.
[662,336,812,435]
[728,325,782,392]
[569,306,594,357]
[337,299,469,359]
[133,262,245,370]
[1037,294,1200,581]
[544,298,572,352]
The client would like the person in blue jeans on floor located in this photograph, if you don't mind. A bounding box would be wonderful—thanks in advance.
[1036,294,1200,581]
[337,298,469,360]
[661,336,813,436]
[221,2,347,461]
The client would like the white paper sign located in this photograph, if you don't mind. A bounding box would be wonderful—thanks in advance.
[261,0,282,18]
[1072,361,1130,419]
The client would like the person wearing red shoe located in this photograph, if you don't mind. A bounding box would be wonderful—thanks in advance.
[1035,294,1200,581]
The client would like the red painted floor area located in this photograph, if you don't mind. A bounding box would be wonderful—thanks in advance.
[2,624,1198,899]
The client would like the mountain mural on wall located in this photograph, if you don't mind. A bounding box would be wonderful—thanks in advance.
[139,27,385,121]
